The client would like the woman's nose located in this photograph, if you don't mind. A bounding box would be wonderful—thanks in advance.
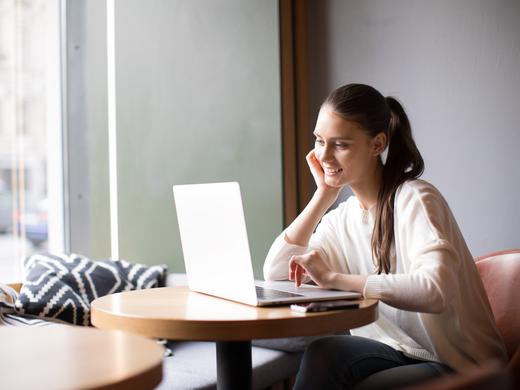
[318,146,333,163]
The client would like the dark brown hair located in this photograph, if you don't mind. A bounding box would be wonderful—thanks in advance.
[323,84,424,273]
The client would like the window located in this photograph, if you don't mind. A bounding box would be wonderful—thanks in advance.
[0,0,63,283]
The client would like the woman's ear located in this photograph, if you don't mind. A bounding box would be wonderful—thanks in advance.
[372,132,387,156]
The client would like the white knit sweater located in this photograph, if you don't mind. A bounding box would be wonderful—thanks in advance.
[263,179,507,372]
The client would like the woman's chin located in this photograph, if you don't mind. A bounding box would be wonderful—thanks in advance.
[324,175,347,188]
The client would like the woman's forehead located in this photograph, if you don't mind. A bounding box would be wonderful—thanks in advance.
[315,107,365,138]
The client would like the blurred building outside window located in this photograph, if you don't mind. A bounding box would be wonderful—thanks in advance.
[0,0,63,283]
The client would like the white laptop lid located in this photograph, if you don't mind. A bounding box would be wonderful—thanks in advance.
[173,182,258,305]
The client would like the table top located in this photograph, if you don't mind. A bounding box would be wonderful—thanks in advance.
[0,325,164,390]
[91,286,378,341]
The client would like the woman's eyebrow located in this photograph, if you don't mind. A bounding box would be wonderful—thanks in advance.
[313,132,354,141]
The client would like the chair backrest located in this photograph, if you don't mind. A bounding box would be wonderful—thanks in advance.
[475,249,520,360]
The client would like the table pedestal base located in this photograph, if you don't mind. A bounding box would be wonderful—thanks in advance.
[216,341,252,390]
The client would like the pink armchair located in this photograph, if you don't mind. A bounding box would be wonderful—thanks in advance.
[475,249,520,360]
[405,249,520,390]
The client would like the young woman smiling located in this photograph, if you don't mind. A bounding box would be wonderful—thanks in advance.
[263,84,506,389]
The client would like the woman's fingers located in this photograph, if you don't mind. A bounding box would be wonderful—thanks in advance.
[289,257,296,280]
[289,257,298,280]
[295,264,306,287]
[289,250,335,289]
[289,256,307,287]
[305,149,316,164]
[306,151,322,172]
[293,263,300,286]
[306,150,324,184]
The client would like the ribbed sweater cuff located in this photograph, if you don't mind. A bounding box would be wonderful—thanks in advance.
[363,275,383,298]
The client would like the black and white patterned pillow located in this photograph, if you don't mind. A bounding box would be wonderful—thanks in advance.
[1,283,61,327]
[15,253,167,326]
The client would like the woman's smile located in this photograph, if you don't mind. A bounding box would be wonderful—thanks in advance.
[323,166,343,176]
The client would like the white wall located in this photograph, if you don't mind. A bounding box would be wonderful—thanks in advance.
[307,0,520,256]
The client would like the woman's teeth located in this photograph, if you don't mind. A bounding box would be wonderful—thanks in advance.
[325,168,342,174]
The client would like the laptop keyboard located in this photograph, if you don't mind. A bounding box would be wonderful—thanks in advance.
[255,285,303,300]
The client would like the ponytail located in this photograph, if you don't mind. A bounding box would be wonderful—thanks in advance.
[323,84,424,274]
[372,96,424,273]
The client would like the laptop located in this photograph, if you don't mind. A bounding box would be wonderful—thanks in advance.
[172,182,361,306]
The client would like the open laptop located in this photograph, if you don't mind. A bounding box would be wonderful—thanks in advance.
[172,182,361,306]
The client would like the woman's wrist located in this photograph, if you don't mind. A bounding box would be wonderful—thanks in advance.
[284,190,333,247]
[313,187,340,208]
[328,272,368,294]
[283,186,340,248]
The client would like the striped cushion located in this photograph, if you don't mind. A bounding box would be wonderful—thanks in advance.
[1,313,63,327]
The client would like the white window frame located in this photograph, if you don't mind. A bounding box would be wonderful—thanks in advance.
[61,0,90,255]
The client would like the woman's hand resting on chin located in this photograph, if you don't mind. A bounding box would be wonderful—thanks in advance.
[306,149,342,203]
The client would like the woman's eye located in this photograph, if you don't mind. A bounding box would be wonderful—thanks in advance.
[335,143,348,149]
[315,139,324,146]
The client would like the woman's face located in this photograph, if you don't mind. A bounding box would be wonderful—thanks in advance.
[313,106,384,188]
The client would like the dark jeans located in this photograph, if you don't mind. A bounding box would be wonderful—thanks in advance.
[294,335,453,390]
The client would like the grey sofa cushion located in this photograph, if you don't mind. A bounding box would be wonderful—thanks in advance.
[156,341,301,390]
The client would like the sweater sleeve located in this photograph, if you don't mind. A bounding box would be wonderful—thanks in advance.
[363,182,460,314]
[263,204,346,281]
[262,232,309,281]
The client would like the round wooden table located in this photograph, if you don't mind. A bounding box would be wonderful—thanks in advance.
[0,326,164,390]
[91,286,378,390]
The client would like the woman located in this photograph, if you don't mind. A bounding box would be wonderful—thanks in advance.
[263,84,506,389]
